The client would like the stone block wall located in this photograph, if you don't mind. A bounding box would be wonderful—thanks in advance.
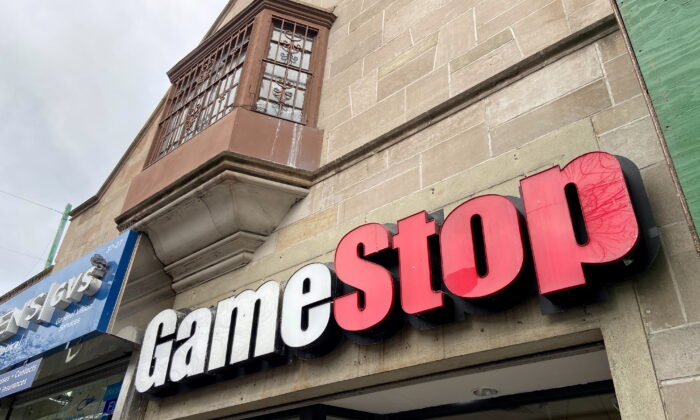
[317,0,614,162]
[50,1,700,419]
[54,116,157,268]
[150,25,697,419]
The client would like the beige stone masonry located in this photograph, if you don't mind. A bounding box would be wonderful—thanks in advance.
[490,80,611,156]
[330,24,382,77]
[668,250,700,323]
[309,177,337,215]
[603,53,642,104]
[449,29,514,74]
[661,379,700,420]
[661,222,698,258]
[320,104,351,131]
[421,123,490,186]
[347,0,391,33]
[598,117,664,169]
[321,60,363,100]
[52,1,700,418]
[476,0,552,42]
[159,95,668,416]
[405,65,449,120]
[649,324,700,381]
[378,47,436,100]
[409,0,477,42]
[319,0,616,163]
[334,150,388,192]
[387,102,486,164]
[634,249,686,333]
[276,207,338,250]
[426,118,600,210]
[511,1,570,55]
[335,155,418,204]
[326,0,359,30]
[378,32,439,79]
[383,0,446,42]
[349,68,379,116]
[563,0,598,10]
[326,89,405,161]
[642,164,687,228]
[449,37,522,96]
[318,84,350,124]
[363,31,413,75]
[487,44,602,126]
[566,0,612,33]
[339,166,420,221]
[434,11,477,68]
[591,94,648,134]
[597,30,627,62]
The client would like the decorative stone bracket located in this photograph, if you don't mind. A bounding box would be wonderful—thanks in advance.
[116,108,316,292]
[123,170,307,292]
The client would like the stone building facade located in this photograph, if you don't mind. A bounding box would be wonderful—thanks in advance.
[4,1,699,419]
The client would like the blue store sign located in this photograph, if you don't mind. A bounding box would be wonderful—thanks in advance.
[0,231,138,371]
[0,359,41,398]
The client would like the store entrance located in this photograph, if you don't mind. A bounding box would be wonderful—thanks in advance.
[228,345,620,420]
[7,372,123,420]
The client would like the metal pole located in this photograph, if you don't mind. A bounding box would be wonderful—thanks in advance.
[45,203,72,268]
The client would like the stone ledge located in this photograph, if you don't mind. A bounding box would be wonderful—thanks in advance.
[120,169,308,292]
[165,231,266,293]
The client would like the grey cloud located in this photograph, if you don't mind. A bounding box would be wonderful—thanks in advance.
[0,1,228,295]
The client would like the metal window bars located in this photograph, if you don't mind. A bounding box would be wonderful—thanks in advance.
[256,17,317,124]
[153,21,253,162]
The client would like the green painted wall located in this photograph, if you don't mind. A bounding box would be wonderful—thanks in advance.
[615,0,700,231]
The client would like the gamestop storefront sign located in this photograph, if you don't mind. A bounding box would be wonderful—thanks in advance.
[0,231,138,372]
[135,152,659,396]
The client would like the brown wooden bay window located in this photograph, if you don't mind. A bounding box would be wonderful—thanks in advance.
[146,0,334,165]
[257,17,318,123]
[118,2,333,290]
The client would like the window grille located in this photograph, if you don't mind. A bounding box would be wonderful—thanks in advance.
[255,17,317,124]
[154,21,253,161]
[146,2,334,167]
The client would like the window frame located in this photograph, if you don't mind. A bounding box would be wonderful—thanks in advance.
[247,9,328,127]
[145,0,334,167]
[152,19,254,162]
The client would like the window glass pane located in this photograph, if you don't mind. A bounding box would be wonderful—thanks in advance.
[293,89,305,109]
[227,85,237,109]
[9,373,123,420]
[297,72,308,90]
[301,52,311,71]
[267,41,283,62]
[271,25,283,42]
[270,79,295,106]
[302,33,314,52]
[290,108,303,123]
[278,103,294,121]
[153,20,253,162]
[431,393,621,420]
[259,78,272,100]
[255,17,317,124]
[285,68,300,83]
[233,66,242,85]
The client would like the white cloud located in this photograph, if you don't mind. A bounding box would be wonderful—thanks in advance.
[0,1,228,295]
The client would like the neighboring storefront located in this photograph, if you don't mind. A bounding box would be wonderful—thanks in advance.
[0,231,138,419]
[6,0,700,419]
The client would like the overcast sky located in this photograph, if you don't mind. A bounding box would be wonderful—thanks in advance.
[0,1,229,295]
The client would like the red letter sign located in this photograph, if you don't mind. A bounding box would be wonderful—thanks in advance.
[520,152,639,295]
[440,195,525,299]
[393,211,443,315]
[334,224,395,332]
